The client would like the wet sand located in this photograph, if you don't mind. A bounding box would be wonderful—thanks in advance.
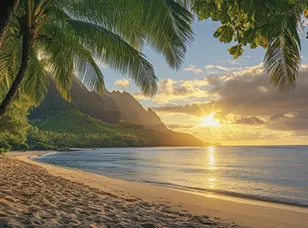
[1,151,307,228]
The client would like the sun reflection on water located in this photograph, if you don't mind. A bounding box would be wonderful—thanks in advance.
[207,146,217,190]
[208,146,216,170]
[208,177,216,189]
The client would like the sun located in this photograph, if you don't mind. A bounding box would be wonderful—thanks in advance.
[200,113,220,126]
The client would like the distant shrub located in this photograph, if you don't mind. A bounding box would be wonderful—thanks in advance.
[18,143,30,151]
[56,146,70,151]
[0,141,11,151]
[27,126,165,149]
[34,142,55,150]
[0,147,9,158]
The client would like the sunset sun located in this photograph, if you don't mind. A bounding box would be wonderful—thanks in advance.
[200,113,220,126]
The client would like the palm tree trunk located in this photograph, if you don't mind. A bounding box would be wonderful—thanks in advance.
[0,30,34,120]
[0,0,19,48]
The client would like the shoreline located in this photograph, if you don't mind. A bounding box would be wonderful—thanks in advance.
[29,150,308,212]
[3,152,234,228]
[7,151,308,228]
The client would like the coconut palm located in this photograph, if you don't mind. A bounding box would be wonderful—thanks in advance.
[0,0,193,119]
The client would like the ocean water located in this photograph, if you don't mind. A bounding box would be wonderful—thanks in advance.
[34,146,308,207]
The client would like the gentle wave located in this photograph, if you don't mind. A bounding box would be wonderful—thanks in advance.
[142,180,308,208]
[34,146,308,208]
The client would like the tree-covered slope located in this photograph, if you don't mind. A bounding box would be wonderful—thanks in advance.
[30,80,167,130]
[30,80,122,124]
[31,106,206,148]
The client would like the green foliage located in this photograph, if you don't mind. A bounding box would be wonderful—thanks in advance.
[16,143,29,151]
[28,107,151,148]
[0,0,193,108]
[0,0,194,150]
[28,127,146,149]
[193,0,308,91]
[0,141,11,150]
[0,69,32,151]
[0,147,9,158]
[0,98,31,150]
[29,107,205,149]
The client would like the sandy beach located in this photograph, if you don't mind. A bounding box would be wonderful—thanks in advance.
[0,151,307,228]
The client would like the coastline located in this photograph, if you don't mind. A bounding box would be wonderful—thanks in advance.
[5,151,308,227]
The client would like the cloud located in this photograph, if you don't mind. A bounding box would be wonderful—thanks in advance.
[184,64,204,74]
[114,78,130,89]
[133,78,213,104]
[141,64,264,110]
[154,63,308,137]
[203,62,264,80]
[205,64,232,71]
[173,86,193,96]
[154,64,266,115]
[232,116,265,125]
[159,79,174,95]
[219,56,252,66]
[167,124,195,129]
[131,62,308,144]
[154,103,219,116]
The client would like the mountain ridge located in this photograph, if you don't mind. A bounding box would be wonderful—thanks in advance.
[30,79,207,147]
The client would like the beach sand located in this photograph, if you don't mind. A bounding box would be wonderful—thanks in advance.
[1,151,308,228]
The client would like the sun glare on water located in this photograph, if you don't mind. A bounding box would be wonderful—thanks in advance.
[200,113,220,127]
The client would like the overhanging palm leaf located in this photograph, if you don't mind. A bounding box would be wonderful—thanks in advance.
[22,52,49,106]
[0,30,22,84]
[61,0,193,69]
[36,22,105,99]
[65,19,157,96]
[264,14,301,91]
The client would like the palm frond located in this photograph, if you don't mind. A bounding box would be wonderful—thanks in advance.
[175,0,195,8]
[1,0,194,110]
[65,19,158,96]
[0,26,22,85]
[22,52,49,106]
[59,0,193,69]
[73,45,105,94]
[36,28,74,101]
[37,22,105,98]
[264,14,301,91]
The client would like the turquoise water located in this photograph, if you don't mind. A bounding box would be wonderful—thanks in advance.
[34,146,308,207]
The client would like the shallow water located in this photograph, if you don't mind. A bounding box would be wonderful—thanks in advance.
[34,146,308,207]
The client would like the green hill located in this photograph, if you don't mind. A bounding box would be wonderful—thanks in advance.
[30,106,206,149]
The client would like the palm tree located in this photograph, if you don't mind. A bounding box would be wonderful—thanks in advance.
[0,0,193,119]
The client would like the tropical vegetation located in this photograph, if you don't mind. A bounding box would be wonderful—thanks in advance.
[0,0,194,150]
[0,0,193,120]
[0,86,30,151]
[192,0,308,91]
[28,107,205,149]
[3,0,306,151]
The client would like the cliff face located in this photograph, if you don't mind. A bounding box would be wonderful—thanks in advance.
[30,81,121,123]
[29,80,67,120]
[30,81,167,131]
[107,91,167,131]
[70,82,122,123]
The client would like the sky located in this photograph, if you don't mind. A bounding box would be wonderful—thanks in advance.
[100,20,308,146]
